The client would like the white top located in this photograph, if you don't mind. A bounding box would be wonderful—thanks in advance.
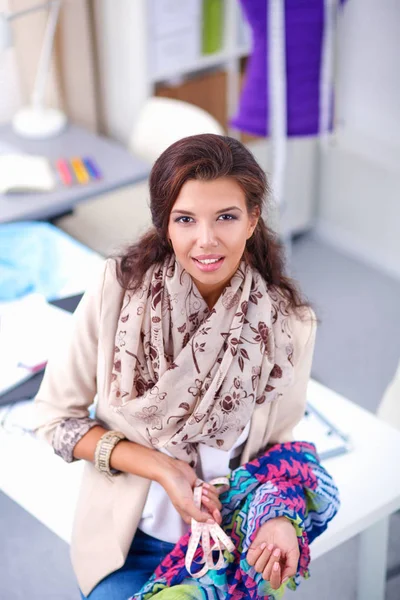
[138,421,251,543]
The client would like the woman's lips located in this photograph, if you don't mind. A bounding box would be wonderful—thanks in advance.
[192,257,225,272]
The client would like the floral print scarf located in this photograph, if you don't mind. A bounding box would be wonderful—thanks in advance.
[110,255,295,466]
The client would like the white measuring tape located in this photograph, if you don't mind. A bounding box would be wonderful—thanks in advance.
[185,477,236,579]
[319,0,339,142]
[268,0,287,218]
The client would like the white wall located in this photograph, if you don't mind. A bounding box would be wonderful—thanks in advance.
[336,0,400,149]
[93,0,150,143]
[317,0,400,279]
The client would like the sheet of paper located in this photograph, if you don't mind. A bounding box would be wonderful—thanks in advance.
[0,399,37,431]
[0,294,72,396]
[0,154,56,193]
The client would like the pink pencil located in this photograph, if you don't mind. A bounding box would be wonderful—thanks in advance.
[56,158,73,186]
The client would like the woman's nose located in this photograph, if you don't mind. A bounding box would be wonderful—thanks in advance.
[198,224,218,247]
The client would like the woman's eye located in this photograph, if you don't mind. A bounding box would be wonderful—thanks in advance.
[218,214,237,221]
[175,216,193,224]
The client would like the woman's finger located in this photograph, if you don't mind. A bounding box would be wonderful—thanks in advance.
[281,547,300,582]
[263,547,281,581]
[212,508,222,524]
[181,498,215,524]
[201,498,222,524]
[269,559,282,590]
[202,493,222,513]
[246,542,268,567]
[202,488,222,510]
[202,488,222,509]
[203,482,224,497]
[253,545,274,573]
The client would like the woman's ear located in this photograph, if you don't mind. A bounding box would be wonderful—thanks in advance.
[247,207,261,238]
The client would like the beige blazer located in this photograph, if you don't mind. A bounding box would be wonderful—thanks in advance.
[33,260,316,596]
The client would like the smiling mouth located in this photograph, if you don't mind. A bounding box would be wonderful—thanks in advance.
[191,256,225,272]
[193,257,224,265]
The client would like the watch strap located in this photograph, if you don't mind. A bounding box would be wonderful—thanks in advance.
[94,430,126,477]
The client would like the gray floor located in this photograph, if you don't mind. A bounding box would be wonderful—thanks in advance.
[1,232,400,599]
[291,233,400,415]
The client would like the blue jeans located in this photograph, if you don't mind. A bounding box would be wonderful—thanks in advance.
[79,528,176,600]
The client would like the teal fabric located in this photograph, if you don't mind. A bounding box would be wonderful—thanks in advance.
[0,221,95,301]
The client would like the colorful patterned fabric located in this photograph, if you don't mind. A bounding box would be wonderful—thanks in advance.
[129,441,340,600]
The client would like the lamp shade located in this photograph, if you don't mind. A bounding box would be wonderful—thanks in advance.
[0,14,13,52]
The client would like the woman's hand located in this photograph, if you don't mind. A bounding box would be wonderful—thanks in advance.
[157,456,222,525]
[246,516,300,589]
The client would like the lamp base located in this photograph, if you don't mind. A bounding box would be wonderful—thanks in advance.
[12,107,67,139]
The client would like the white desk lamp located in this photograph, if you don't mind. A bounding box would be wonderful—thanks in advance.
[0,0,67,139]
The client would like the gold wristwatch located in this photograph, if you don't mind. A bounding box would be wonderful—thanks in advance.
[94,430,126,477]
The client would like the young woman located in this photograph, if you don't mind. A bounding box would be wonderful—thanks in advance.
[34,134,317,599]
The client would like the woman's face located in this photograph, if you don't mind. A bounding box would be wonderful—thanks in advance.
[168,177,259,307]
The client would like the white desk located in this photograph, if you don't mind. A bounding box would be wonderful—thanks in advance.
[1,379,400,600]
[307,381,400,600]
[0,123,150,223]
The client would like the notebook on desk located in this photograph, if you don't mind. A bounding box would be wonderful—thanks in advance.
[0,154,56,194]
[0,293,82,406]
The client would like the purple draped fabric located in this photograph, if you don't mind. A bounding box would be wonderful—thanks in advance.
[231,0,345,137]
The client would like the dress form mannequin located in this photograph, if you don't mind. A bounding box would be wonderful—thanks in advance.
[231,0,345,137]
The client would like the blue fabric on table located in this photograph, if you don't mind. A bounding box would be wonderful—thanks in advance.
[0,221,96,301]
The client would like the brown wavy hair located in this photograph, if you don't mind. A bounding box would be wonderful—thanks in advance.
[115,133,310,315]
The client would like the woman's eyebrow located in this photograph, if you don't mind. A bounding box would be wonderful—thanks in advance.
[171,206,243,215]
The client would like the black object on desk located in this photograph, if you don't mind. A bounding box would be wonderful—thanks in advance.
[0,294,83,407]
